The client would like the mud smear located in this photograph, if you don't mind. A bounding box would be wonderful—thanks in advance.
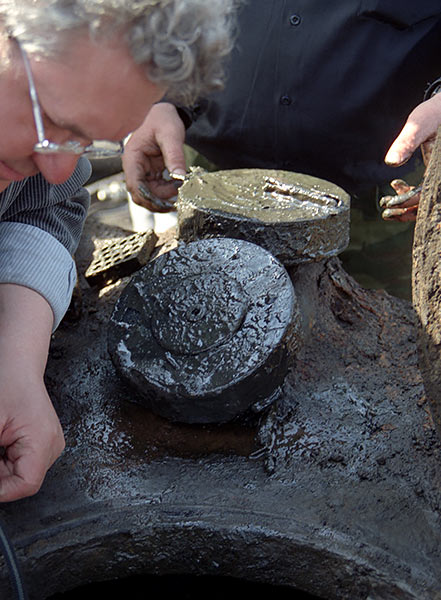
[177,169,350,265]
[117,401,258,461]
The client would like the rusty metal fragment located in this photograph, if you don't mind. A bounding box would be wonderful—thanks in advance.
[85,229,157,288]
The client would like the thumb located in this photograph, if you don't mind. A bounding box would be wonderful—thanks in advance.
[385,121,424,167]
[385,94,441,166]
[155,110,187,176]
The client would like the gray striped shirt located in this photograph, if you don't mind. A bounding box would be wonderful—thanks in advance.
[0,157,91,329]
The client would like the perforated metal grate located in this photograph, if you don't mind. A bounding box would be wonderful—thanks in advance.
[85,230,157,288]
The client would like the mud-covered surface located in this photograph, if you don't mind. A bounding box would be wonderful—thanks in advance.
[412,126,441,441]
[178,169,350,265]
[0,220,440,600]
[260,260,441,598]
[108,238,301,424]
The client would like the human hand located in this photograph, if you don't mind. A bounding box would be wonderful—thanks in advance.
[123,102,186,213]
[380,94,441,222]
[379,180,421,222]
[0,372,65,502]
[0,284,63,502]
[384,93,441,168]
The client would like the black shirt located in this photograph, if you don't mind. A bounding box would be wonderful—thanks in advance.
[185,0,441,196]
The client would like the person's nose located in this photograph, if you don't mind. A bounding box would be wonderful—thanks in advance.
[33,152,80,185]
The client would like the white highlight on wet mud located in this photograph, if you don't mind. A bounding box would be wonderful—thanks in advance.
[117,339,135,368]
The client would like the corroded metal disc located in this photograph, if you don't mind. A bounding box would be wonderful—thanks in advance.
[177,169,350,265]
[108,238,301,423]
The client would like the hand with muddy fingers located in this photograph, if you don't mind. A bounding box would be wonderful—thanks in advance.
[123,102,187,213]
[379,179,421,222]
[380,93,441,222]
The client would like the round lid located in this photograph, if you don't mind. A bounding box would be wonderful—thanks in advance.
[108,238,301,423]
[177,169,350,265]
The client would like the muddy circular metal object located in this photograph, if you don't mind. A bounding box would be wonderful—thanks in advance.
[108,238,301,423]
[177,169,350,265]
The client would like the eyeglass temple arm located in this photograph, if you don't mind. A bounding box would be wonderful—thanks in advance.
[17,41,46,143]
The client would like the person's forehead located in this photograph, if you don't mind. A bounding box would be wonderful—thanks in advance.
[39,35,146,87]
[33,39,166,139]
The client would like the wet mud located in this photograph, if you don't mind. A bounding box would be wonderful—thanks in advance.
[178,169,350,265]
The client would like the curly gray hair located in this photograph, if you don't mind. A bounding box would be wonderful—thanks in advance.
[1,0,239,103]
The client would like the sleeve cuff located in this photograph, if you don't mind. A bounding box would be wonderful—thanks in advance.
[175,100,208,129]
[0,222,76,331]
[175,105,195,130]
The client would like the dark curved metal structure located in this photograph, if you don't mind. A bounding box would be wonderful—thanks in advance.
[0,257,439,600]
[1,171,440,600]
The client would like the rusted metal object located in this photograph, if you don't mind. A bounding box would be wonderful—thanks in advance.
[412,125,441,439]
[177,169,350,265]
[108,238,301,423]
[85,230,157,288]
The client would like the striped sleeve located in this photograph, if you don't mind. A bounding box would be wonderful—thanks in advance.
[0,158,92,329]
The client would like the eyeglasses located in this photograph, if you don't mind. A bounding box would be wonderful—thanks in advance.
[17,40,124,159]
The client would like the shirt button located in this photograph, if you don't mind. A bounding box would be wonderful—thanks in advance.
[289,14,301,26]
[280,95,292,106]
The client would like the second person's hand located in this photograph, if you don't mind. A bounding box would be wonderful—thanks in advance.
[123,102,187,213]
[380,94,441,222]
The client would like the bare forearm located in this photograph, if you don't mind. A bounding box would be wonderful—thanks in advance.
[0,283,53,377]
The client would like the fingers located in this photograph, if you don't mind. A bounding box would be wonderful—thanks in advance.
[127,163,178,211]
[379,180,421,222]
[0,379,65,502]
[385,94,441,167]
[157,135,186,180]
[384,121,423,167]
[138,181,177,213]
[381,205,419,222]
[153,104,187,176]
[0,426,65,502]
[0,444,58,502]
[389,178,412,195]
[379,185,421,209]
[123,103,186,212]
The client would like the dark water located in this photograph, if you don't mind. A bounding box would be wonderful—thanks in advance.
[47,574,322,599]
[340,203,414,301]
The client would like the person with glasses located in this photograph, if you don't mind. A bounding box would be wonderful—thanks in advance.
[0,0,236,503]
